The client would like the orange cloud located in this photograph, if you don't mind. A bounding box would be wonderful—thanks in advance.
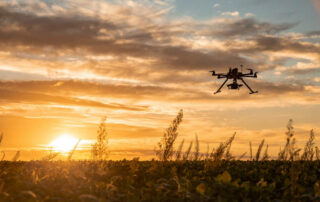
[313,0,320,16]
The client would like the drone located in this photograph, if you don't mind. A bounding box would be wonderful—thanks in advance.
[210,65,258,94]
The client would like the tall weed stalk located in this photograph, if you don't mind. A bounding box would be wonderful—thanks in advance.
[155,109,183,161]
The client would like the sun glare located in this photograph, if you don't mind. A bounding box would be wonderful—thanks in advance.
[50,134,79,152]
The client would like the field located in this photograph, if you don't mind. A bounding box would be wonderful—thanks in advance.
[1,160,320,201]
[1,113,320,201]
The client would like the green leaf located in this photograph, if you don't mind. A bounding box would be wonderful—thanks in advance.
[216,171,232,183]
[196,183,206,195]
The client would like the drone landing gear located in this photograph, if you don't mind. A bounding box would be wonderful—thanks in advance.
[240,78,258,94]
[214,78,228,94]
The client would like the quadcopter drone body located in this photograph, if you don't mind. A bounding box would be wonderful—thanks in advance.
[210,66,258,94]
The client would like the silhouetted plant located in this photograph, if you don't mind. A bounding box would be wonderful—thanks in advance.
[155,109,183,161]
[175,139,184,161]
[0,132,4,161]
[205,143,210,160]
[68,139,81,161]
[262,144,269,161]
[225,132,236,160]
[42,147,60,161]
[183,141,193,161]
[255,139,264,161]
[238,152,247,160]
[91,117,109,160]
[194,134,200,161]
[204,133,236,170]
[12,151,20,161]
[211,133,235,162]
[278,120,293,160]
[316,146,320,160]
[249,141,253,161]
[278,119,300,161]
[301,129,315,160]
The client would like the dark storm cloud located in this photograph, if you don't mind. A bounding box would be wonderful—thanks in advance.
[205,18,296,38]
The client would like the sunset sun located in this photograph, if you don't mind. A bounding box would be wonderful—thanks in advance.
[50,134,79,152]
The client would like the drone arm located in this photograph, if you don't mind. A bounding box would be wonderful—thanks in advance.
[214,78,228,94]
[240,78,258,94]
[217,75,227,79]
[242,74,257,78]
[243,71,257,78]
[211,73,227,78]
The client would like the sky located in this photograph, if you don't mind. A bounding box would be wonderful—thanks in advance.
[0,0,320,160]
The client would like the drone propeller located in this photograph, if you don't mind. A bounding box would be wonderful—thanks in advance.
[209,70,216,76]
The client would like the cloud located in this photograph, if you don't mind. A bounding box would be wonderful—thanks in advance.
[0,1,318,92]
[251,36,320,57]
[314,77,320,82]
[0,3,309,80]
[280,62,320,74]
[0,5,254,72]
[0,79,311,106]
[222,11,239,17]
[245,13,254,17]
[202,18,296,38]
[306,30,320,37]
[0,6,117,48]
[0,82,149,111]
[312,0,320,16]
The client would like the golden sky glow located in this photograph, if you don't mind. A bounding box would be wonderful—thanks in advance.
[0,0,320,160]
[49,134,79,153]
